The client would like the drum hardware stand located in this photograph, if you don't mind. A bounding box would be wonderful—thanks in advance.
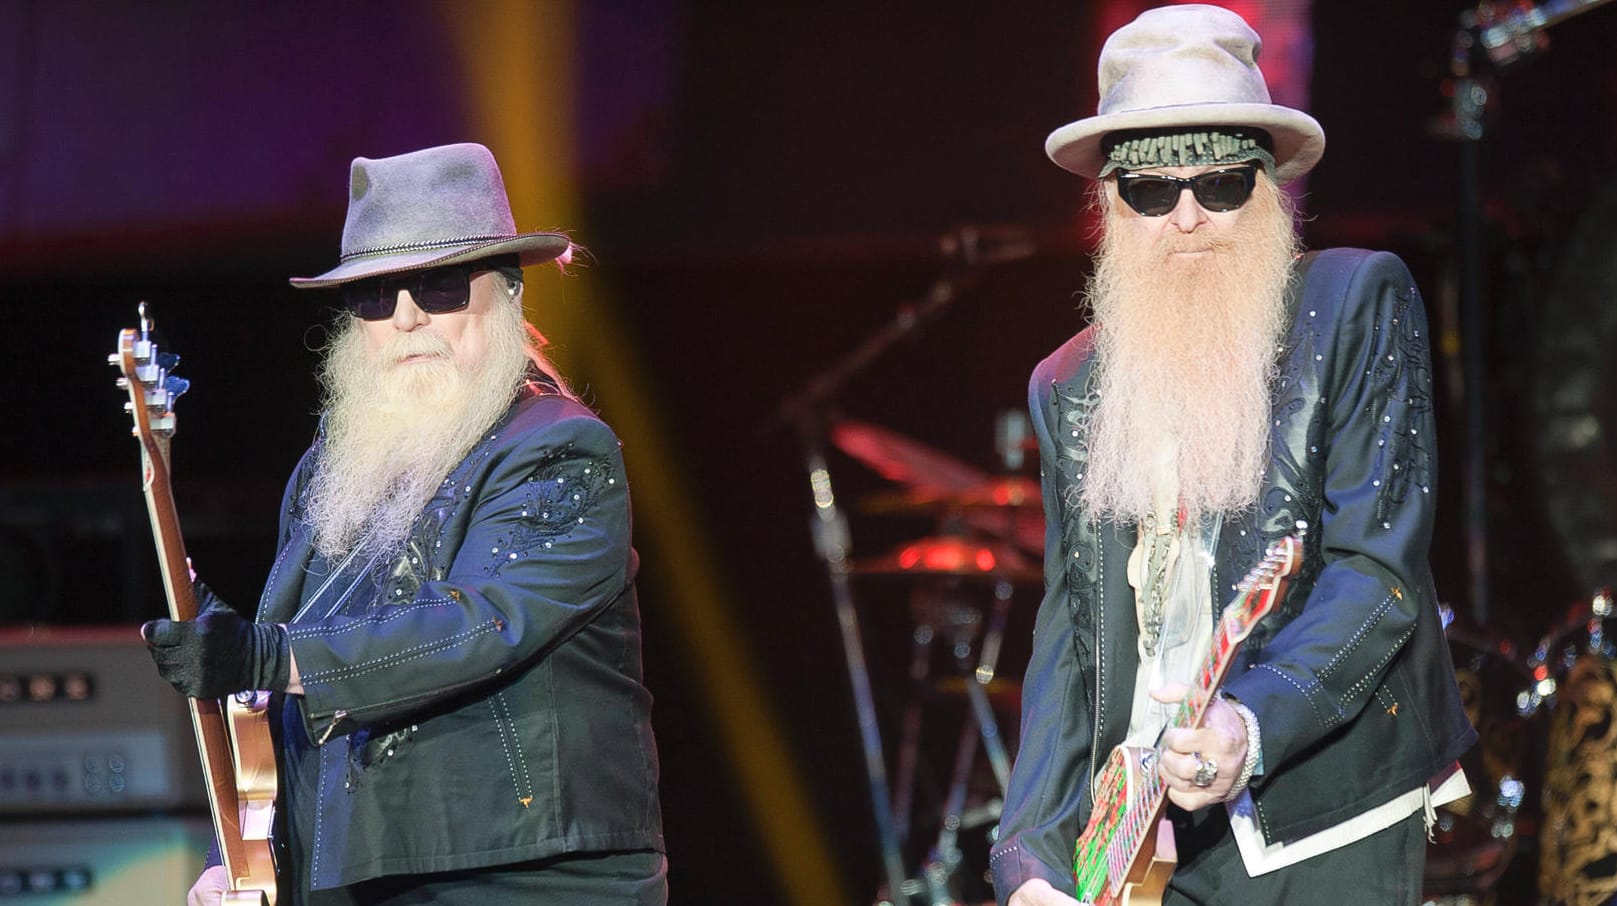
[889,605,934,848]
[891,576,1017,842]
[971,579,1015,794]
[890,586,980,848]
[1519,587,1615,716]
[1440,0,1616,625]
[770,227,1030,905]
[916,578,1017,906]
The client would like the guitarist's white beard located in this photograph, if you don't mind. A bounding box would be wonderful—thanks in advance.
[305,299,531,562]
[1078,175,1298,525]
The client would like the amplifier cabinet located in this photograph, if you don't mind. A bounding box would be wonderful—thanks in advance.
[0,626,206,814]
[0,816,213,904]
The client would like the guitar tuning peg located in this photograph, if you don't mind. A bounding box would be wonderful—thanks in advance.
[123,401,134,413]
[115,378,130,390]
[106,353,120,366]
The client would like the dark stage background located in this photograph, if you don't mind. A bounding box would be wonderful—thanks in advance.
[4,1,1617,903]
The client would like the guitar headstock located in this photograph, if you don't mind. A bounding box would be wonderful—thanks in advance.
[109,303,189,461]
[1222,528,1306,639]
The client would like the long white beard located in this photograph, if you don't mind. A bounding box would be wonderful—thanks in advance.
[1078,177,1300,524]
[304,299,532,561]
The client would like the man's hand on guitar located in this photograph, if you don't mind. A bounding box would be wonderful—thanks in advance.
[188,864,229,906]
[143,580,292,699]
[1151,683,1249,811]
[1008,878,1087,905]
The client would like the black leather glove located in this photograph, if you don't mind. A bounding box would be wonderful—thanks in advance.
[143,581,290,699]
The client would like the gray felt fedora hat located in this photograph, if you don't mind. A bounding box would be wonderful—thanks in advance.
[290,142,571,288]
[1045,4,1325,184]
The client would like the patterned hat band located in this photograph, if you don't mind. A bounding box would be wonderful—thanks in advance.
[1099,128,1276,178]
[338,234,514,263]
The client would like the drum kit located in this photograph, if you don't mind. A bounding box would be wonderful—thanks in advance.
[1401,589,1617,906]
[1523,589,1617,906]
[830,417,1043,906]
[1429,588,1617,906]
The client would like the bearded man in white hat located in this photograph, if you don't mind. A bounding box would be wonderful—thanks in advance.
[991,7,1475,905]
[144,143,666,905]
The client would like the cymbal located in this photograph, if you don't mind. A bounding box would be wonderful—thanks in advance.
[850,535,1042,583]
[830,419,988,494]
[861,476,1041,515]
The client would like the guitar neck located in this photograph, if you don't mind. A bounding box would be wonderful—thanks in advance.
[139,442,197,622]
[1165,602,1255,734]
[1164,537,1298,735]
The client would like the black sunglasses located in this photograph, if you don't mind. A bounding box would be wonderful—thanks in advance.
[342,263,484,321]
[1114,165,1258,217]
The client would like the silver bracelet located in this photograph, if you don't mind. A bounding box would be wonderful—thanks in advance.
[1223,698,1261,800]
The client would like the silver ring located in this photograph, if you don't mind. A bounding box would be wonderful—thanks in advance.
[1192,754,1218,788]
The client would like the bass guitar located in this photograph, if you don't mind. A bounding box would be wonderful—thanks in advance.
[1071,533,1303,905]
[112,304,279,906]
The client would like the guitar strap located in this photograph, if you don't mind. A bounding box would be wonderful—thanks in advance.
[291,543,386,625]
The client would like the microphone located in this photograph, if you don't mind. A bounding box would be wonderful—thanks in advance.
[996,408,1031,471]
[939,224,1036,266]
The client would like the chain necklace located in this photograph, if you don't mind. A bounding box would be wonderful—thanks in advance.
[1140,510,1175,656]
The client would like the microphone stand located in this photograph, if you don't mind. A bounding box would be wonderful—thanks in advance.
[771,231,1002,904]
[1447,52,1490,626]
[1441,0,1615,624]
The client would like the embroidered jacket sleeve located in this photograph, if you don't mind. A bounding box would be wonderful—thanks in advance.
[1222,251,1438,773]
[989,354,1096,900]
[286,410,633,730]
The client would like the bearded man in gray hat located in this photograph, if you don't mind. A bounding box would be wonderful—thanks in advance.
[144,142,666,905]
[991,6,1475,905]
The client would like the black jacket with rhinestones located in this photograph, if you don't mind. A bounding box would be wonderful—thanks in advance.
[990,249,1476,900]
[257,385,663,895]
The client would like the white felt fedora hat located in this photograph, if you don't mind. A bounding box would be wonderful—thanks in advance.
[1045,4,1325,184]
[290,142,571,289]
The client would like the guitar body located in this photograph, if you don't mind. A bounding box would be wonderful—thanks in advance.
[227,692,276,902]
[1075,746,1175,906]
[192,695,274,906]
[1107,747,1174,906]
[1137,824,1178,905]
[1115,815,1176,906]
[114,306,279,906]
[1072,535,1304,904]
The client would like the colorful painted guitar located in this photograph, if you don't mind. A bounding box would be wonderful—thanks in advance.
[112,304,279,906]
[1072,534,1303,905]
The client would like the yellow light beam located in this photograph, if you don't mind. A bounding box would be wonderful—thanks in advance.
[440,3,846,902]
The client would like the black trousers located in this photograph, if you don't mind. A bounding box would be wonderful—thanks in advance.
[306,849,667,906]
[1163,804,1426,905]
